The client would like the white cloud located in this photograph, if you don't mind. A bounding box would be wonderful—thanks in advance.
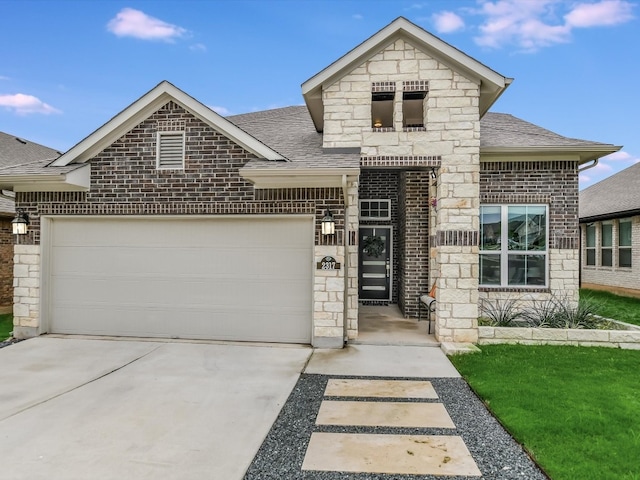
[433,11,465,33]
[471,0,634,51]
[565,0,635,28]
[209,105,230,116]
[0,75,9,81]
[352,14,363,20]
[189,43,207,52]
[0,93,61,115]
[107,8,187,42]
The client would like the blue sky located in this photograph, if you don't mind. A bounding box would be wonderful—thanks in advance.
[1,0,638,189]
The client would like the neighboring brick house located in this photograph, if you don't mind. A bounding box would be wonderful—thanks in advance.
[580,162,640,296]
[0,132,60,314]
[0,18,620,346]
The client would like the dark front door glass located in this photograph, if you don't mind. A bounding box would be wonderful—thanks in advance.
[358,227,391,300]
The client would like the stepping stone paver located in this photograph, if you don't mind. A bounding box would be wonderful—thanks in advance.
[324,378,438,399]
[315,400,455,428]
[302,432,481,476]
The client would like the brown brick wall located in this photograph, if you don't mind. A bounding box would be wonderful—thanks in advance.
[359,170,399,303]
[15,101,344,246]
[0,218,13,307]
[480,160,579,249]
[398,170,430,317]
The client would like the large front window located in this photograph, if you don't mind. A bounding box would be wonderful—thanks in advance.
[480,205,548,287]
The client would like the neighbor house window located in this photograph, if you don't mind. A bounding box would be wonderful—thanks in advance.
[619,219,632,268]
[157,131,185,169]
[480,205,548,287]
[360,199,391,221]
[601,222,613,267]
[585,224,596,266]
[402,91,427,128]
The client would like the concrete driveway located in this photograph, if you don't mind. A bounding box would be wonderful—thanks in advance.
[0,337,311,480]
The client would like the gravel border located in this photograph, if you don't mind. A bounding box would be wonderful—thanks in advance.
[244,374,548,480]
[0,338,23,349]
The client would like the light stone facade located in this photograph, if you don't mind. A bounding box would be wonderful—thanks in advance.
[322,38,481,343]
[314,245,346,347]
[13,244,40,339]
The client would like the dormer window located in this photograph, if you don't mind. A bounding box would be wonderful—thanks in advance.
[371,82,395,130]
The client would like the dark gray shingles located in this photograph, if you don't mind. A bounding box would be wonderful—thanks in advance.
[481,112,609,148]
[0,159,84,176]
[579,162,640,220]
[0,131,61,168]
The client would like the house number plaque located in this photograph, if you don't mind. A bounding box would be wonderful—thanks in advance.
[317,256,341,270]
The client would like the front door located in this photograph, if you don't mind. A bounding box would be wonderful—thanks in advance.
[358,227,392,300]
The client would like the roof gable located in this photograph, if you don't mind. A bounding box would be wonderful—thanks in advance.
[302,17,512,131]
[51,81,284,167]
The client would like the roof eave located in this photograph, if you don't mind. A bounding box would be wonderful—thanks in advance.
[580,209,640,223]
[0,164,90,192]
[51,81,285,166]
[302,17,510,131]
[239,166,360,189]
[481,145,622,164]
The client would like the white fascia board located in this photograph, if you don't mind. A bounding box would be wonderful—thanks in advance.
[302,17,507,95]
[2,165,90,192]
[481,145,622,164]
[240,167,360,189]
[51,81,284,167]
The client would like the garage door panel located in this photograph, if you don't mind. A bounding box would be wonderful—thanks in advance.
[48,217,313,343]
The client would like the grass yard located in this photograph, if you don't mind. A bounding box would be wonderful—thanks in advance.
[581,288,640,326]
[451,344,640,480]
[0,313,13,340]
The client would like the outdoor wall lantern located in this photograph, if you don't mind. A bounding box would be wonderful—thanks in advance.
[321,209,335,235]
[12,210,29,235]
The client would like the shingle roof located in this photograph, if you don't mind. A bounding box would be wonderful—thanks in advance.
[0,131,61,168]
[228,106,360,169]
[480,113,610,148]
[0,159,83,176]
[579,162,640,221]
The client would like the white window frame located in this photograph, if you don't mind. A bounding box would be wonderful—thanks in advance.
[156,131,185,169]
[600,221,613,267]
[480,204,549,288]
[359,199,391,221]
[585,224,596,266]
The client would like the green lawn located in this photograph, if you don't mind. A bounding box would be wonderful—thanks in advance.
[581,288,640,326]
[451,344,640,480]
[0,313,12,340]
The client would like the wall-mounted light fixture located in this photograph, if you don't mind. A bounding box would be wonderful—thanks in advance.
[12,210,29,235]
[321,209,335,235]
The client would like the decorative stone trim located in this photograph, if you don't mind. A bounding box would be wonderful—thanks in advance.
[480,193,551,204]
[402,126,427,132]
[360,155,441,168]
[371,127,395,133]
[371,81,396,92]
[478,326,640,350]
[436,230,479,247]
[402,80,429,92]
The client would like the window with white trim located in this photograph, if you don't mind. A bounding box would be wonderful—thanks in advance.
[359,199,391,221]
[157,131,185,169]
[601,222,613,267]
[585,224,596,266]
[480,205,548,287]
[619,219,632,268]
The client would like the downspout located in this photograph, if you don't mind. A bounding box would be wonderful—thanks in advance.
[578,158,599,172]
[342,174,349,344]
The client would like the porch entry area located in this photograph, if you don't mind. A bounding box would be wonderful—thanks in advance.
[353,304,438,346]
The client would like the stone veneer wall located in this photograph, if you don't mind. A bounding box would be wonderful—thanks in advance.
[345,178,360,339]
[0,218,13,310]
[580,216,640,292]
[322,37,481,343]
[479,160,580,304]
[12,101,348,346]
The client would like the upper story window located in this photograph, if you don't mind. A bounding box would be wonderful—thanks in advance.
[157,131,185,169]
[371,82,395,130]
[619,219,632,268]
[402,81,428,130]
[480,205,548,287]
[585,224,596,266]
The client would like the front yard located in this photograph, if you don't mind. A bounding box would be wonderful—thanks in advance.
[451,344,640,480]
[0,314,12,340]
[583,288,640,326]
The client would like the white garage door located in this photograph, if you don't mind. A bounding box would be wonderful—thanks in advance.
[46,216,313,343]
